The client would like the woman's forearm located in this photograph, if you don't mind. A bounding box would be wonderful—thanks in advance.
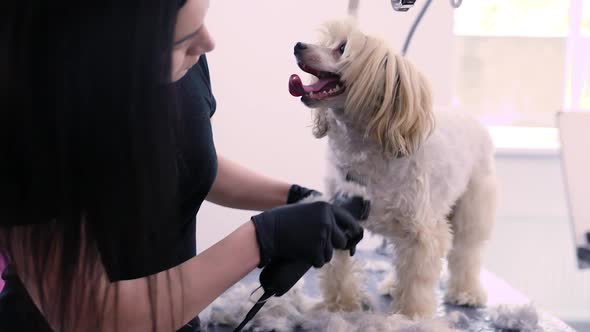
[110,221,260,332]
[206,155,291,211]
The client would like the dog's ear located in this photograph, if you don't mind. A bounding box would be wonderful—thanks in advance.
[312,108,329,138]
[343,39,434,157]
[359,51,434,157]
[379,53,434,157]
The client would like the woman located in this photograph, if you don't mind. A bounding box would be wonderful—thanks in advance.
[0,0,365,331]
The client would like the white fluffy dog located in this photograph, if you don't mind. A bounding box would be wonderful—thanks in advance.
[288,19,497,319]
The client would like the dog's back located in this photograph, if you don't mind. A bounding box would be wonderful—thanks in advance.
[421,111,495,213]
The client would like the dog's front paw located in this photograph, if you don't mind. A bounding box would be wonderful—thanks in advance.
[391,290,437,320]
[318,287,372,312]
[444,284,487,307]
[321,298,363,312]
[392,302,436,320]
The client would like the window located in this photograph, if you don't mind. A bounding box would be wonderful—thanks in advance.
[453,0,590,127]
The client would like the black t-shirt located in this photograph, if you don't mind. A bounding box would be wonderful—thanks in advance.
[0,55,217,331]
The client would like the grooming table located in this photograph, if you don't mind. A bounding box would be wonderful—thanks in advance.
[203,249,575,332]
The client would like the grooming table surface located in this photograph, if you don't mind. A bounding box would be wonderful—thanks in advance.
[205,249,575,332]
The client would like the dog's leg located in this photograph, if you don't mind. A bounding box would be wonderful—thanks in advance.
[445,170,496,307]
[318,250,365,312]
[391,219,452,319]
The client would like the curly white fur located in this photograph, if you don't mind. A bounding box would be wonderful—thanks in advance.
[293,19,497,319]
[201,278,458,332]
[201,280,314,332]
[307,311,457,332]
[489,303,541,332]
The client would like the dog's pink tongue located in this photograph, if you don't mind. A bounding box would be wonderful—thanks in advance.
[289,74,339,97]
[289,74,304,97]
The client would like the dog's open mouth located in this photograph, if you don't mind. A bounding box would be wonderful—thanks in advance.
[289,63,345,100]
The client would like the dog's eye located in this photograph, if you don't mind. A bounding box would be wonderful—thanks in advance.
[338,42,346,55]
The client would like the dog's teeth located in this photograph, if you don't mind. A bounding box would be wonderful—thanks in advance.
[309,92,314,97]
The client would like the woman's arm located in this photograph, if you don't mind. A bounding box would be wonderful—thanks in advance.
[206,155,292,211]
[13,221,260,332]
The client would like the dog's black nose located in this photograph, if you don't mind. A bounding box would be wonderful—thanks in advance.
[294,42,307,55]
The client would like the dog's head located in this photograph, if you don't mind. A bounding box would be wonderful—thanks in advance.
[289,19,434,157]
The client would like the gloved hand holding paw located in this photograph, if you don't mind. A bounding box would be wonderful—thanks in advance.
[251,201,364,268]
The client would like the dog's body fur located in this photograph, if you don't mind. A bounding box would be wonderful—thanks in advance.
[321,110,496,318]
[291,19,497,319]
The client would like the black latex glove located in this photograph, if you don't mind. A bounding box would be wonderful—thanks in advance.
[259,260,311,296]
[252,201,363,268]
[286,184,321,204]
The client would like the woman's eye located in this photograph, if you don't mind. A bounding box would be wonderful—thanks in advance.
[338,42,346,55]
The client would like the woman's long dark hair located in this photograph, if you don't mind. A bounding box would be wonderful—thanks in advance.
[1,0,187,330]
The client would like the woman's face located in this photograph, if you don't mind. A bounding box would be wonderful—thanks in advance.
[171,0,215,82]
